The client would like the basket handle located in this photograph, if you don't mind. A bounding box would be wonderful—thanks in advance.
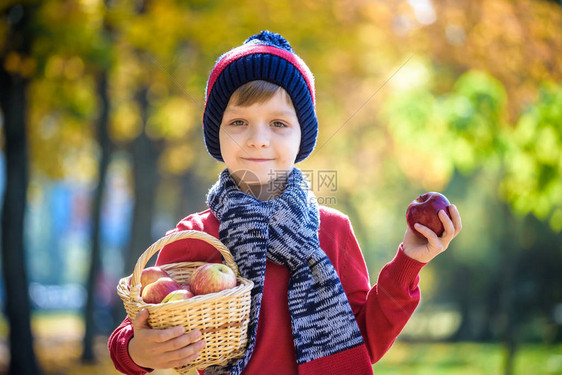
[130,230,239,294]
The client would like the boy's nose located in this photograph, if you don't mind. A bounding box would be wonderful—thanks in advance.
[247,124,270,148]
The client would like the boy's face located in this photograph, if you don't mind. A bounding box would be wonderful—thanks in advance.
[219,88,301,192]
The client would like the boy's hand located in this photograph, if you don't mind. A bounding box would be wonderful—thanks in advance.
[128,309,206,369]
[402,204,462,263]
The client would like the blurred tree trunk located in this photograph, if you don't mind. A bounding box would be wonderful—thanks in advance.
[124,84,161,275]
[176,168,208,221]
[449,265,474,341]
[82,70,112,363]
[0,4,42,374]
[499,204,519,375]
[123,0,161,277]
[82,0,115,361]
[480,278,501,341]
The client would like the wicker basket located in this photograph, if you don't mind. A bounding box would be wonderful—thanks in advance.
[117,230,253,373]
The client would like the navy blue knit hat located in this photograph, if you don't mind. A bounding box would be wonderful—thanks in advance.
[203,31,318,163]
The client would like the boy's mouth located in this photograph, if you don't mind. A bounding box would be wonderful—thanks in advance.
[242,158,274,162]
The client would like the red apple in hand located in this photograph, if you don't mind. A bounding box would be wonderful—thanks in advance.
[141,277,180,304]
[406,192,452,239]
[190,263,237,295]
[161,288,194,303]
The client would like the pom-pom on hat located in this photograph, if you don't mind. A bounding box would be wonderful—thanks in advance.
[203,31,318,163]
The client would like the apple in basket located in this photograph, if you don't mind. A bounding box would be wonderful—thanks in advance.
[190,263,237,295]
[181,284,192,293]
[141,277,180,304]
[162,288,194,303]
[128,266,170,293]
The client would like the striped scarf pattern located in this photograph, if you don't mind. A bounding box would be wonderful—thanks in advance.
[205,167,365,375]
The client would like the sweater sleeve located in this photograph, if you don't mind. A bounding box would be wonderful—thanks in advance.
[108,317,153,375]
[342,220,426,363]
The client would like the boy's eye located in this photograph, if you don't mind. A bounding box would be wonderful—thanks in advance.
[272,121,287,128]
[230,120,245,126]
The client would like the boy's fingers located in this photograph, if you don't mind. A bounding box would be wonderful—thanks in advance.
[439,210,455,240]
[167,341,206,368]
[414,223,437,242]
[163,330,202,352]
[169,340,206,361]
[133,309,150,330]
[450,204,463,234]
[415,223,444,252]
[152,325,187,343]
[132,309,187,343]
[168,350,203,369]
[185,330,203,345]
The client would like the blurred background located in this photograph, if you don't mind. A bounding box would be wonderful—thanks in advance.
[1,0,561,374]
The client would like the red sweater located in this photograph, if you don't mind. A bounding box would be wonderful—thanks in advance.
[108,206,425,374]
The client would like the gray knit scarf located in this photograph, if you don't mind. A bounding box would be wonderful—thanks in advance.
[205,167,365,374]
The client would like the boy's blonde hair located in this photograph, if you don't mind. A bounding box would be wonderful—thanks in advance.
[230,80,291,107]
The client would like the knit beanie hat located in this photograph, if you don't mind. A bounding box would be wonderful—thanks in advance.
[203,31,318,163]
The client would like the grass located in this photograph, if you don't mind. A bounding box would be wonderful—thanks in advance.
[26,340,562,374]
[0,313,561,374]
[374,341,562,375]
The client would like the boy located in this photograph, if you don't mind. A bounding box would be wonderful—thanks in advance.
[108,31,462,375]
